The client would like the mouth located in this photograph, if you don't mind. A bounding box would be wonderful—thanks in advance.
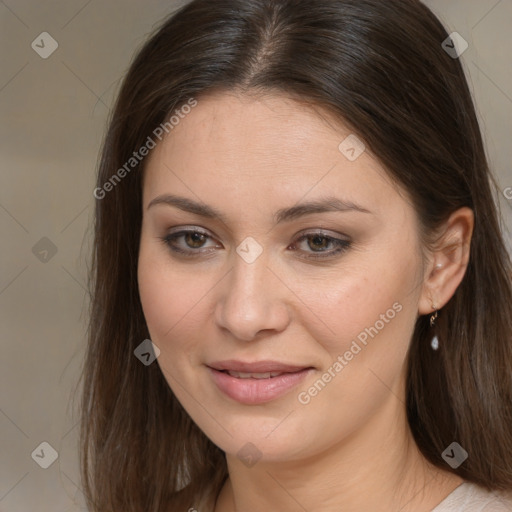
[206,360,314,404]
[221,370,291,379]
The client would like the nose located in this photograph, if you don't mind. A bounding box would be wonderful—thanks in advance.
[214,252,291,341]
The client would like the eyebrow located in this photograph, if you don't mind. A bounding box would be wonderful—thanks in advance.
[147,194,373,224]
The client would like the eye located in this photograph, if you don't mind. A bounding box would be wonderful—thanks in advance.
[160,227,351,260]
[160,228,221,256]
[289,232,351,259]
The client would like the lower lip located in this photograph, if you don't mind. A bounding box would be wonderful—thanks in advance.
[208,367,313,405]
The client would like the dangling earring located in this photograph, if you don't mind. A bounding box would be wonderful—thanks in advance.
[430,302,439,350]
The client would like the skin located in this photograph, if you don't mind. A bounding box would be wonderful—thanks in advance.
[137,91,473,511]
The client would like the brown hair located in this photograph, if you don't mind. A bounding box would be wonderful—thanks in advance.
[80,0,512,510]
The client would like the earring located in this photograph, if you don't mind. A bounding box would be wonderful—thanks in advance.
[430,301,439,350]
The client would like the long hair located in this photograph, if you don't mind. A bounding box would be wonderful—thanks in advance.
[79,0,512,510]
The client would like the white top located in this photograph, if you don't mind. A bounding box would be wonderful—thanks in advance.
[431,482,512,511]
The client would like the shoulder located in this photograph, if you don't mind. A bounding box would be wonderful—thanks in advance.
[432,482,512,512]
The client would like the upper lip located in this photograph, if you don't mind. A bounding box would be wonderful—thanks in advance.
[207,360,311,373]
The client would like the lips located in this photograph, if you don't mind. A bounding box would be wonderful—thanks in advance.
[224,370,285,379]
[207,360,314,404]
[208,360,310,373]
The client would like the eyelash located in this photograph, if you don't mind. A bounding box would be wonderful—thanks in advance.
[159,228,351,260]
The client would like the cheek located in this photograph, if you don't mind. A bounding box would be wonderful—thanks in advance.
[290,255,416,359]
[300,258,420,410]
[292,272,416,437]
[138,258,217,404]
[137,243,211,355]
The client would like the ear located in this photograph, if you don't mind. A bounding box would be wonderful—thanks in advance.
[418,207,474,315]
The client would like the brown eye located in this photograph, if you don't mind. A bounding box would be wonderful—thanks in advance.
[307,235,330,251]
[291,231,351,260]
[184,232,207,248]
[161,228,220,256]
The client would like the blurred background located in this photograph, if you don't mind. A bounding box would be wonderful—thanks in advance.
[0,0,511,510]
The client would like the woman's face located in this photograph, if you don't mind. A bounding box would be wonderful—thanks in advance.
[138,91,427,463]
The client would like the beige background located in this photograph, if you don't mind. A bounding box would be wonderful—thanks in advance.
[0,1,511,510]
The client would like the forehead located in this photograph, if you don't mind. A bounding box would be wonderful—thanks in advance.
[142,91,403,218]
[150,91,352,165]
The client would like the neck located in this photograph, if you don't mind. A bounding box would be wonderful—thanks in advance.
[214,392,463,512]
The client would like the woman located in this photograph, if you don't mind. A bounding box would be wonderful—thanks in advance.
[80,0,512,510]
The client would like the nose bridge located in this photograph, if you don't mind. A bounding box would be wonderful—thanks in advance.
[227,251,271,313]
[214,246,289,340]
